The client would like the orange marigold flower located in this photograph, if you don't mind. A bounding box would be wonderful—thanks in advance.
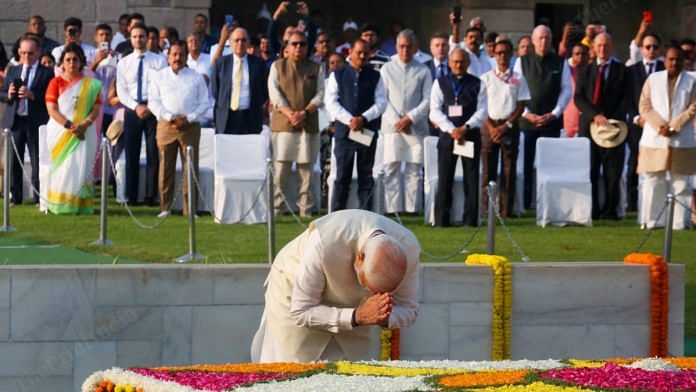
[439,370,529,387]
[152,362,326,374]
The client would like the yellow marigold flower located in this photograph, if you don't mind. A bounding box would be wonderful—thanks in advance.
[335,362,465,376]
[438,370,528,387]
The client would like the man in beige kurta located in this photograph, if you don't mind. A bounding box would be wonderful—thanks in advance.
[638,46,696,229]
[250,209,420,363]
[268,31,324,217]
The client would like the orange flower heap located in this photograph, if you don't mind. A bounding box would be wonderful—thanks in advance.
[439,370,529,388]
[624,253,669,357]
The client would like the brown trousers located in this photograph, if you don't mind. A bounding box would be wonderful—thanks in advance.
[481,120,519,218]
[156,121,200,215]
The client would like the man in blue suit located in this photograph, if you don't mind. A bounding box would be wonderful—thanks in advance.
[210,27,268,134]
[0,35,54,205]
[422,32,450,80]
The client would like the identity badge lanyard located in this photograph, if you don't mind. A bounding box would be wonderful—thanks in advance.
[448,75,464,117]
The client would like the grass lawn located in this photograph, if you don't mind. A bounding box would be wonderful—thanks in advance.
[1,195,694,336]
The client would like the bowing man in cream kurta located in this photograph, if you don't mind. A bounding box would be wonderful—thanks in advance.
[380,30,433,214]
[251,209,420,363]
[637,46,696,230]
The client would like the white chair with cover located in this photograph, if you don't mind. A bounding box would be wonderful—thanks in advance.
[213,133,269,224]
[535,137,592,227]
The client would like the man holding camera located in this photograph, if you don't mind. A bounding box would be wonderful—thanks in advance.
[51,17,96,68]
[89,24,118,135]
[0,36,54,205]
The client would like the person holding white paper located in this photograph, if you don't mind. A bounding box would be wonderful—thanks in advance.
[429,48,487,227]
[379,29,432,215]
[325,38,387,211]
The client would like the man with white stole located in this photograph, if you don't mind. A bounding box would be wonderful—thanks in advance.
[380,29,432,214]
[251,209,420,362]
[638,46,696,230]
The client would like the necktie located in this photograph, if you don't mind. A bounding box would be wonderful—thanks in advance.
[437,63,445,79]
[136,55,144,104]
[646,62,653,75]
[593,63,606,109]
[230,57,242,111]
[18,65,31,115]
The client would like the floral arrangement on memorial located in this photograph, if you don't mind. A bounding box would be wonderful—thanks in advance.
[83,357,696,391]
[624,252,670,357]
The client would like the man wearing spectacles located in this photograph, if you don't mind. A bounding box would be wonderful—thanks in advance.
[479,39,529,219]
[0,36,54,206]
[310,32,334,78]
[627,33,664,212]
[268,31,324,217]
[211,27,268,134]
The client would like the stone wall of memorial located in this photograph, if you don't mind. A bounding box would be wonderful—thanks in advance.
[0,262,684,391]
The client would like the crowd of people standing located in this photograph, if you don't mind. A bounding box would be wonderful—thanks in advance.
[0,2,694,230]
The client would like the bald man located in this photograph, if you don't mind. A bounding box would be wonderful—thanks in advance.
[574,33,632,220]
[251,209,420,363]
[514,25,572,210]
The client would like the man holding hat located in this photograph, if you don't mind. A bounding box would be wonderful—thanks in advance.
[574,32,632,220]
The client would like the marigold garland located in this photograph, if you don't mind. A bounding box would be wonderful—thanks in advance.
[624,253,669,357]
[666,357,696,370]
[438,370,528,387]
[335,362,464,376]
[380,328,392,360]
[466,254,512,360]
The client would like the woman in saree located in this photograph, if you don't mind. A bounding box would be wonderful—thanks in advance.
[45,43,102,215]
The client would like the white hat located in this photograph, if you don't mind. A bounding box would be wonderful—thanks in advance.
[590,119,628,148]
[343,21,358,32]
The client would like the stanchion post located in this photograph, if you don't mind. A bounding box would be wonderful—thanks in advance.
[487,181,497,255]
[176,146,206,262]
[1,129,16,232]
[663,193,675,263]
[267,158,275,264]
[377,169,385,214]
[92,137,113,245]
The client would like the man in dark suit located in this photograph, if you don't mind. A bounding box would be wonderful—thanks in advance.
[574,32,632,220]
[211,27,268,134]
[626,33,664,212]
[324,39,387,212]
[0,36,54,205]
[423,32,450,79]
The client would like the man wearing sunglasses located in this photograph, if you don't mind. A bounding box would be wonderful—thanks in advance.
[627,33,664,212]
[268,32,324,217]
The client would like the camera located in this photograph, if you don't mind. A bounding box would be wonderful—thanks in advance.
[100,41,109,51]
[8,78,24,105]
[68,27,78,38]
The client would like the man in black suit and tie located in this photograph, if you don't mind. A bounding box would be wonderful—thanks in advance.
[574,32,632,220]
[0,36,54,205]
[210,27,268,134]
[626,33,664,212]
[423,32,450,80]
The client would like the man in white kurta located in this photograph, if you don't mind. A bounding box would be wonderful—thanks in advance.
[251,209,420,363]
[638,46,696,230]
[380,30,433,214]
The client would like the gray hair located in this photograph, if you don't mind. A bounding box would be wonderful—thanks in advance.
[396,28,418,45]
[361,234,408,293]
[532,24,552,39]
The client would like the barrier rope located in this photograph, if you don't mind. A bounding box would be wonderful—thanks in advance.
[9,134,99,207]
[189,162,267,225]
[634,200,669,253]
[487,186,531,262]
[104,141,180,229]
[378,174,482,260]
[267,164,310,230]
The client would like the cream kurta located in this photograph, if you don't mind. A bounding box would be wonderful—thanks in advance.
[638,70,696,174]
[252,210,420,363]
[379,57,432,164]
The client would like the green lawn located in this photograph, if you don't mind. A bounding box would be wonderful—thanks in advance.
[0,196,694,335]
